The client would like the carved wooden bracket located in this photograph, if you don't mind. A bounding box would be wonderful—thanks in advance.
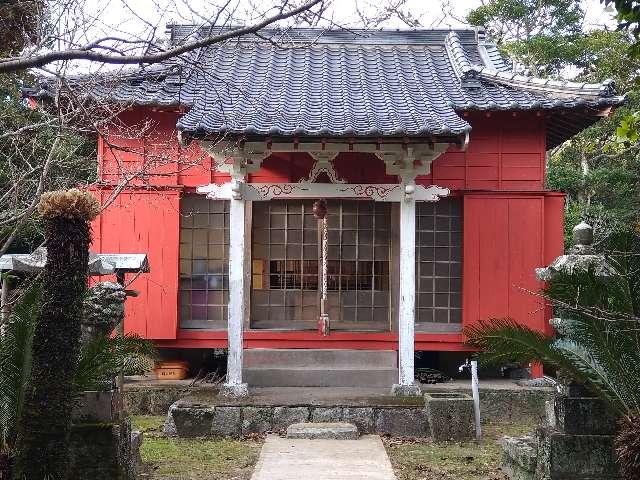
[201,141,271,181]
[375,144,449,184]
[305,151,345,183]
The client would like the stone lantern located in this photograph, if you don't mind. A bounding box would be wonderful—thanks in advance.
[502,222,621,480]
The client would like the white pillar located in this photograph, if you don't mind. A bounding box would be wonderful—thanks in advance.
[221,196,248,397]
[392,185,421,396]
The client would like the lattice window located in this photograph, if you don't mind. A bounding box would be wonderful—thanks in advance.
[415,198,463,331]
[178,195,229,329]
[326,200,391,329]
[251,201,319,328]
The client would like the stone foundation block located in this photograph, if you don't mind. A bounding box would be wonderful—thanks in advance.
[272,406,310,432]
[166,403,215,437]
[479,389,551,423]
[74,390,120,422]
[343,407,375,433]
[212,406,241,437]
[539,427,620,479]
[544,400,556,428]
[242,406,273,434]
[311,407,344,423]
[424,392,475,441]
[375,408,429,437]
[501,435,538,475]
[554,396,618,435]
[68,419,140,480]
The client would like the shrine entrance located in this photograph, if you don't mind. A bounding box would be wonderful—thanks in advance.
[250,199,393,332]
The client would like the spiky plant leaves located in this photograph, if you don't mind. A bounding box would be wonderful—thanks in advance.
[558,317,640,415]
[464,318,577,372]
[615,416,640,479]
[75,334,157,392]
[14,189,97,479]
[0,282,40,449]
[465,316,640,418]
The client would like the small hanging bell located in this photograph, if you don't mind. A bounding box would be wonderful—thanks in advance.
[312,199,327,219]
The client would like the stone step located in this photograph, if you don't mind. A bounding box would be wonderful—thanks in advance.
[243,349,397,369]
[243,367,397,387]
[286,422,359,440]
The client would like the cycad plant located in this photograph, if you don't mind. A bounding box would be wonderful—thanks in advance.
[0,282,41,454]
[0,278,156,478]
[464,231,640,477]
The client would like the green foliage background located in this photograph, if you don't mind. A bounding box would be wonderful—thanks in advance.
[468,0,640,248]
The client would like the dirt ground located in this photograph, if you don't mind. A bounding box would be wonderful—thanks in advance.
[385,420,536,480]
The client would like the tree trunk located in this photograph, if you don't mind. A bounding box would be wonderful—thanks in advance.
[13,199,93,479]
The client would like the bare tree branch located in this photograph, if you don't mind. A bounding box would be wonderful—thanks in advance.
[0,0,324,73]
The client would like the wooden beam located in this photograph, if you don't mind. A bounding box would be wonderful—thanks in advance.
[197,183,450,202]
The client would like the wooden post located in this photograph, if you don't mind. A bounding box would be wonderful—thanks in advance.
[0,273,10,331]
[221,196,248,396]
[392,184,421,396]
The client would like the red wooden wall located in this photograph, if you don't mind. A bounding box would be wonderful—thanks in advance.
[92,107,562,347]
[464,195,543,332]
[92,189,180,339]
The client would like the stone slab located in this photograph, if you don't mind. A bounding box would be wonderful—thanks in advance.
[243,349,397,368]
[251,434,397,480]
[244,367,397,388]
[286,422,359,440]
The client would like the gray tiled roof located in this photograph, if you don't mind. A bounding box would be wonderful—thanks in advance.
[50,27,624,147]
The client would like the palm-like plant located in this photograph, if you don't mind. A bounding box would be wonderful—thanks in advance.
[0,279,156,475]
[76,333,157,391]
[464,235,640,477]
[465,315,640,418]
[0,282,40,451]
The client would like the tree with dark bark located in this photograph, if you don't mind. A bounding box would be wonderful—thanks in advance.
[13,188,100,480]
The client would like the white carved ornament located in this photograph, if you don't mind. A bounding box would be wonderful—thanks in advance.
[304,152,345,183]
[197,140,452,202]
[197,182,450,202]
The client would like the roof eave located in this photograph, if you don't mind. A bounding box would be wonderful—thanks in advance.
[177,131,469,149]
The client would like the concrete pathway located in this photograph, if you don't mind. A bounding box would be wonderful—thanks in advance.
[250,434,397,480]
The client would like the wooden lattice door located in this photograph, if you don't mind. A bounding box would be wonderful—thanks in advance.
[250,200,391,331]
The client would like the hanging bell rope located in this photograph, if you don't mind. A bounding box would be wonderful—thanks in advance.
[312,200,330,336]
